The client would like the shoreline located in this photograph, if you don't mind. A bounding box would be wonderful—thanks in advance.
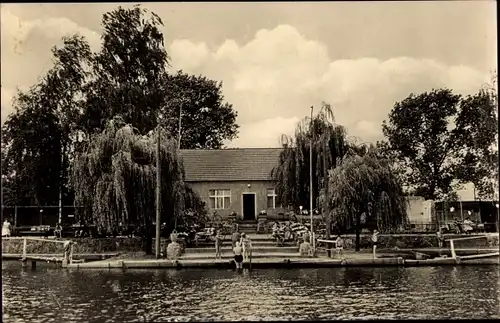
[65,256,499,269]
[4,253,497,269]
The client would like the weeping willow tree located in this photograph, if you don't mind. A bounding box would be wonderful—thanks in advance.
[271,102,350,237]
[327,150,408,251]
[272,102,349,207]
[71,117,206,253]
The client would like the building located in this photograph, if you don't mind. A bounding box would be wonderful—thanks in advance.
[434,200,499,232]
[179,148,284,221]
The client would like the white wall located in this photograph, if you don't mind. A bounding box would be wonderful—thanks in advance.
[406,196,432,223]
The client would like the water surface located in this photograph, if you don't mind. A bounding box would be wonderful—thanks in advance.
[2,262,499,321]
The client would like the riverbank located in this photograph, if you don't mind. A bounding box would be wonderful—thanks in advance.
[2,253,120,261]
[64,253,499,269]
[3,233,498,254]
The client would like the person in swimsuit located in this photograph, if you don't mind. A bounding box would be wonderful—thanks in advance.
[371,229,379,259]
[335,235,344,259]
[215,230,223,260]
[233,241,244,269]
[240,233,252,262]
[436,229,444,248]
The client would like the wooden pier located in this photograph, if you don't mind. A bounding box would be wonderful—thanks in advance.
[3,237,75,269]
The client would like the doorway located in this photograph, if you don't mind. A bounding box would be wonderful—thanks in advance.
[242,193,256,221]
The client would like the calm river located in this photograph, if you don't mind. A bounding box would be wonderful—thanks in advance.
[2,262,499,321]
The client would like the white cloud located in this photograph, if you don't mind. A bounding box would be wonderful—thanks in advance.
[1,8,101,121]
[168,25,492,147]
[1,9,493,149]
[226,116,300,148]
[169,39,210,72]
[0,8,101,52]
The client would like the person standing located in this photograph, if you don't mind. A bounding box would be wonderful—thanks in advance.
[233,241,244,269]
[371,229,379,259]
[215,230,223,260]
[335,235,345,259]
[2,219,12,237]
[436,229,444,248]
[54,223,63,239]
[240,233,252,262]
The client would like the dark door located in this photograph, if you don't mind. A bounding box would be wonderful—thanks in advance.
[243,194,256,221]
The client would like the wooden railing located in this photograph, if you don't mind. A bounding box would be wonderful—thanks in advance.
[446,235,499,260]
[3,237,75,268]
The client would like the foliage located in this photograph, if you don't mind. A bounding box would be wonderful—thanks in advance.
[1,5,239,209]
[477,71,499,200]
[1,35,91,206]
[161,71,239,149]
[1,88,63,206]
[81,5,168,135]
[327,151,408,250]
[381,88,498,200]
[71,118,206,253]
[271,102,350,210]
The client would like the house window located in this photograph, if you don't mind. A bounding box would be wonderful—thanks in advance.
[209,189,231,209]
[267,188,278,209]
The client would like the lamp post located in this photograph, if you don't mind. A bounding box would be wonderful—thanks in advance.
[155,121,161,259]
[496,203,499,233]
[309,106,314,252]
[457,195,464,221]
[39,209,43,226]
[177,103,183,150]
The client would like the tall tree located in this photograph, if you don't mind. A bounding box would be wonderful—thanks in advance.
[2,5,240,209]
[161,71,239,149]
[71,117,206,253]
[81,5,169,135]
[381,88,498,200]
[1,35,91,207]
[1,87,62,206]
[475,71,499,200]
[327,151,408,251]
[271,102,350,237]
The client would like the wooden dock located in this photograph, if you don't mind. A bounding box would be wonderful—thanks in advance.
[3,237,76,269]
[65,254,499,270]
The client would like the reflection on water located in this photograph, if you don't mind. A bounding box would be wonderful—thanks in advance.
[2,262,499,322]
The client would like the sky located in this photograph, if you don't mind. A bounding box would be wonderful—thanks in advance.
[1,2,497,199]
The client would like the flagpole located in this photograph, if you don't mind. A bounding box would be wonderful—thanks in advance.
[309,106,314,252]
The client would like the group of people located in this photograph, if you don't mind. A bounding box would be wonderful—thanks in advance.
[272,221,310,246]
[458,217,475,234]
[213,229,253,269]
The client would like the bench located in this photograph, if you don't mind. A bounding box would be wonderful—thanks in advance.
[316,239,339,257]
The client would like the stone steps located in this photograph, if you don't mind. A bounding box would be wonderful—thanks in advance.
[236,224,258,233]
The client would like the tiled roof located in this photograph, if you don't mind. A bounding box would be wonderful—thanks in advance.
[179,148,283,182]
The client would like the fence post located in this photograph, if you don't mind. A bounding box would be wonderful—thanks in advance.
[22,238,27,260]
[450,239,456,259]
[69,243,74,264]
